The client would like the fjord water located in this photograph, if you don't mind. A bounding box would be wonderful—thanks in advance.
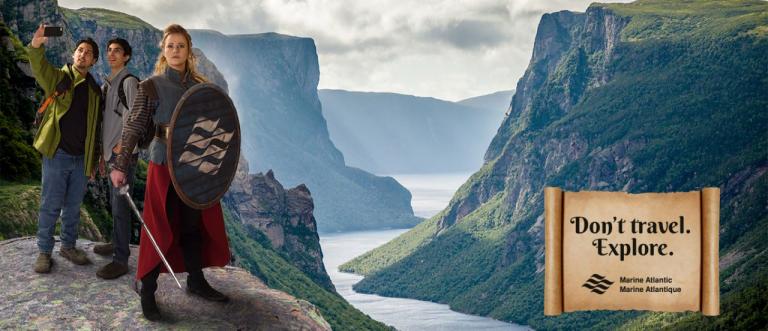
[320,173,530,330]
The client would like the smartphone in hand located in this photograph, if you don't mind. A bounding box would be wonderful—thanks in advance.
[43,26,63,37]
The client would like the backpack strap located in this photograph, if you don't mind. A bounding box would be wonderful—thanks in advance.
[115,73,140,116]
[33,71,73,126]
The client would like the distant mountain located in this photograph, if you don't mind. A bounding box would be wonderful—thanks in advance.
[342,1,768,330]
[319,89,505,174]
[456,90,514,114]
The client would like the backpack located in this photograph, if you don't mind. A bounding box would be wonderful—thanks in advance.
[103,73,140,117]
[101,73,155,150]
[34,74,71,126]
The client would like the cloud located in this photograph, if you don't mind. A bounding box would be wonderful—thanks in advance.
[418,19,510,49]
[59,0,632,101]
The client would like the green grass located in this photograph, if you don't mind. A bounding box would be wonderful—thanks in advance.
[0,180,41,240]
[598,0,768,41]
[340,215,440,276]
[60,7,156,30]
[0,179,107,242]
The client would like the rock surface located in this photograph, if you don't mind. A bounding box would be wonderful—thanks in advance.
[226,157,334,291]
[0,237,331,330]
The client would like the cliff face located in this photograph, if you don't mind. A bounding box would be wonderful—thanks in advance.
[1,0,75,67]
[488,7,627,152]
[189,30,420,232]
[438,7,631,232]
[1,4,160,81]
[60,7,160,80]
[0,237,331,330]
[225,157,334,291]
[192,48,228,91]
[344,1,768,329]
[2,5,226,91]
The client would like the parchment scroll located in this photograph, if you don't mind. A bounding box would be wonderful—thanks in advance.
[544,187,719,316]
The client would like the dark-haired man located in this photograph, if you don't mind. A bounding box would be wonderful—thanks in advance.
[28,24,102,273]
[93,38,140,279]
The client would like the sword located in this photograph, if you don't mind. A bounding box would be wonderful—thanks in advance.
[119,185,183,289]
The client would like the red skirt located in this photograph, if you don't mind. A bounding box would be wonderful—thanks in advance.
[136,162,230,280]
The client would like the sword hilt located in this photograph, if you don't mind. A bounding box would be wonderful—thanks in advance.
[119,184,130,196]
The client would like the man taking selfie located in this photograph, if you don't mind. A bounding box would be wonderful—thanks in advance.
[28,23,102,273]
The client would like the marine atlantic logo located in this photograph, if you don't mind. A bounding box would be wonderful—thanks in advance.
[582,274,614,294]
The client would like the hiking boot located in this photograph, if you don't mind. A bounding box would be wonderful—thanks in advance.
[96,261,129,279]
[141,291,162,321]
[34,253,53,273]
[187,273,229,302]
[93,243,113,256]
[59,247,91,265]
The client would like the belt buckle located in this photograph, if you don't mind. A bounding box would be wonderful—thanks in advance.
[156,125,170,142]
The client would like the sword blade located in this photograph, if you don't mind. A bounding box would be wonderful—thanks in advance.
[119,185,183,289]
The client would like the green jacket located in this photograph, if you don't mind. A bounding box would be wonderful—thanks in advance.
[27,45,101,176]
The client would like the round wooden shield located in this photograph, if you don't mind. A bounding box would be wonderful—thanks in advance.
[166,83,241,210]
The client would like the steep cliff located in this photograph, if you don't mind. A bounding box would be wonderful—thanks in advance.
[1,0,74,68]
[192,47,228,91]
[3,5,226,89]
[225,157,334,291]
[189,30,420,232]
[60,7,160,80]
[343,1,768,329]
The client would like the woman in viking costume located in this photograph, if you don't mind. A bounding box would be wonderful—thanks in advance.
[110,24,230,321]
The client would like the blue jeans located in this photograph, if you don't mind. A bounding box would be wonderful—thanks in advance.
[36,149,89,254]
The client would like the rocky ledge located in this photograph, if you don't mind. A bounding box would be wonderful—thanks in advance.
[0,237,330,330]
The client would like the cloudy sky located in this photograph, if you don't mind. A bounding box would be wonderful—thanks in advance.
[59,0,630,101]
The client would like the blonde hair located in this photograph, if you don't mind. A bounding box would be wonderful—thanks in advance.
[154,24,207,83]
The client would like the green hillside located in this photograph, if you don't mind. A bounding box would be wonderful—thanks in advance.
[61,7,154,30]
[342,1,768,330]
[222,203,391,330]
